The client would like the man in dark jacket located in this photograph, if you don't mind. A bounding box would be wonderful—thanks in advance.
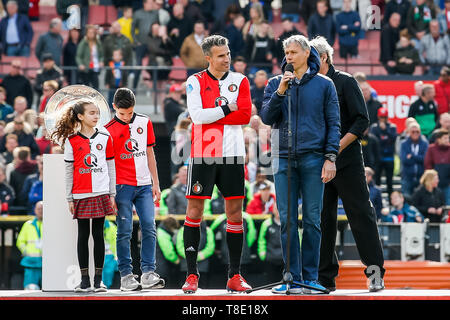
[225,14,245,58]
[33,53,64,99]
[275,17,304,63]
[167,2,194,56]
[365,167,383,221]
[250,70,268,114]
[307,0,336,46]
[163,83,186,138]
[382,0,411,30]
[102,21,133,67]
[361,128,381,171]
[360,80,382,125]
[370,107,398,197]
[34,18,64,65]
[0,116,40,159]
[0,164,15,213]
[261,34,340,294]
[0,0,33,56]
[1,60,33,107]
[310,36,385,292]
[9,146,38,207]
[165,165,188,215]
[379,12,401,75]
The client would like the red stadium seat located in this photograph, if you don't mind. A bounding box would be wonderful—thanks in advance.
[168,57,187,82]
[88,5,118,27]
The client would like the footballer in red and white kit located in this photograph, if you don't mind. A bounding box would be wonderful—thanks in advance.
[104,113,156,186]
[185,69,252,199]
[182,36,253,294]
[64,129,115,194]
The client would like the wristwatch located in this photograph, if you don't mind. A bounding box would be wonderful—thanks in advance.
[324,153,337,162]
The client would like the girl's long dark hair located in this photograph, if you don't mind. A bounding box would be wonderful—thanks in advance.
[51,101,92,145]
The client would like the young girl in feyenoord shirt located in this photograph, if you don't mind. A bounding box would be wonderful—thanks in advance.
[104,88,163,291]
[51,101,116,293]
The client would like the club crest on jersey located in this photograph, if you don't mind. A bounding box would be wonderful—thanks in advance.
[137,127,144,134]
[96,143,103,151]
[215,96,229,107]
[192,182,203,194]
[228,84,237,92]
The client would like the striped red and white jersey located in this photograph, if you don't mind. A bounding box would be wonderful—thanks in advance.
[104,113,156,186]
[186,69,252,158]
[64,129,115,195]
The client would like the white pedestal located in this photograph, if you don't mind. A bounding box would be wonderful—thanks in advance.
[42,154,95,291]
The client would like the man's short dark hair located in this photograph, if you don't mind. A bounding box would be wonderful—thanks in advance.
[441,66,450,76]
[435,128,449,140]
[201,35,229,56]
[17,147,31,161]
[233,56,247,64]
[113,88,136,109]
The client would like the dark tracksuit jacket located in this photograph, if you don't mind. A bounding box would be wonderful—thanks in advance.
[319,65,386,287]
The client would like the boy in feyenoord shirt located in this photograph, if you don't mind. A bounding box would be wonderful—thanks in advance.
[182,35,252,293]
[105,88,164,291]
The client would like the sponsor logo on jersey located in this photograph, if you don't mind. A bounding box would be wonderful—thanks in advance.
[80,153,103,174]
[121,138,146,160]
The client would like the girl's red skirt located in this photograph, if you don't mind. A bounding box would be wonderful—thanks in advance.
[73,194,115,219]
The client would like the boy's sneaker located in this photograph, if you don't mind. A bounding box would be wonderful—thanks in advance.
[93,275,107,293]
[120,274,142,291]
[368,278,385,292]
[74,275,91,293]
[302,280,330,294]
[182,274,199,294]
[271,284,302,294]
[141,271,165,289]
[226,274,252,293]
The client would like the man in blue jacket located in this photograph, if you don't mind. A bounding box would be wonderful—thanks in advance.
[0,1,33,57]
[400,122,429,199]
[336,0,361,59]
[261,34,340,294]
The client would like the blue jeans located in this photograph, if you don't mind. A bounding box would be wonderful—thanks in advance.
[281,13,299,23]
[272,153,325,283]
[6,45,30,57]
[401,175,419,199]
[443,185,450,206]
[116,184,156,277]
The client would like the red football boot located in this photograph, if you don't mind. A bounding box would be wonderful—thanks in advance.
[226,274,252,293]
[182,274,199,294]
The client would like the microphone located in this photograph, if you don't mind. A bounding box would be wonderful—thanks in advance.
[285,63,294,87]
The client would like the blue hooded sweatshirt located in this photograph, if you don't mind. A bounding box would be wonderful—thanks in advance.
[260,46,341,158]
